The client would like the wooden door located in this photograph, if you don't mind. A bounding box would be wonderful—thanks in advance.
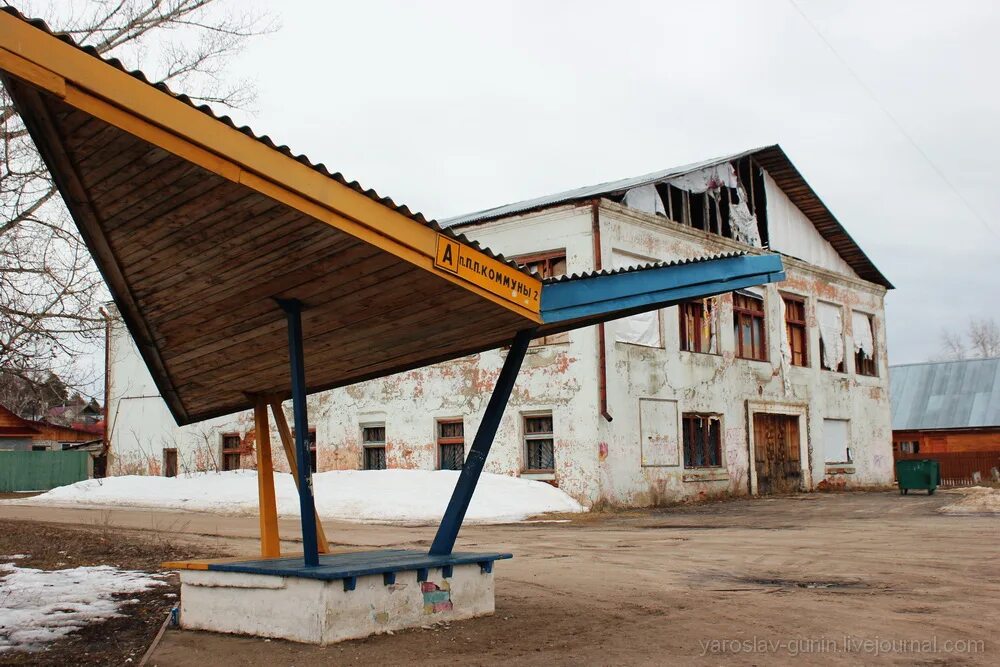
[163,448,178,478]
[753,413,801,494]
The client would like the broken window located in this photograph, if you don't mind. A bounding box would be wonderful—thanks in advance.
[682,414,722,468]
[523,413,554,473]
[852,311,877,377]
[782,294,808,367]
[612,251,662,347]
[221,433,242,471]
[823,419,851,464]
[733,290,767,361]
[679,298,718,354]
[515,250,569,346]
[437,419,465,471]
[362,424,386,470]
[619,158,768,248]
[816,301,845,372]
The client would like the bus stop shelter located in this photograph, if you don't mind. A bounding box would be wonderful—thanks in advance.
[0,7,785,644]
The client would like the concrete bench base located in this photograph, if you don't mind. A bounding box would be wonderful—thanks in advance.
[178,561,497,644]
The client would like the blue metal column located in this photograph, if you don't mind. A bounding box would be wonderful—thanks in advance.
[429,328,535,556]
[278,299,319,567]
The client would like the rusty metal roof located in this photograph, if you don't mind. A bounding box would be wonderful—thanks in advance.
[890,358,1000,431]
[443,145,892,288]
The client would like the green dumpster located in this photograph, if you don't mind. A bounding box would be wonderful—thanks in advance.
[896,459,940,495]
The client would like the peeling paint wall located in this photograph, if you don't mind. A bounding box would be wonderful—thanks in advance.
[107,177,892,506]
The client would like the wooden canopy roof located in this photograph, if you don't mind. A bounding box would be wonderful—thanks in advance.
[0,8,542,424]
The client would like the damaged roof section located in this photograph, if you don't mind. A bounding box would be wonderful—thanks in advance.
[443,145,892,289]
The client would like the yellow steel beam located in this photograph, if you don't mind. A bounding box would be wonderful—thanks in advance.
[0,13,541,320]
[253,396,281,558]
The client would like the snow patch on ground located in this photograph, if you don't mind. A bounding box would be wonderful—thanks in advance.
[939,486,1000,515]
[0,562,165,652]
[8,470,585,524]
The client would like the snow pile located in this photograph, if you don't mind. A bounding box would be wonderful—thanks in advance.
[13,470,585,524]
[939,486,1000,515]
[0,562,165,652]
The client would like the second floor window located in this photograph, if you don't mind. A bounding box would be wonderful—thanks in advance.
[515,250,569,346]
[679,298,718,354]
[783,295,808,367]
[733,291,767,361]
[853,311,877,376]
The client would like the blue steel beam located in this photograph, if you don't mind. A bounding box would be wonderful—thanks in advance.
[277,299,320,567]
[429,329,536,556]
[540,254,784,326]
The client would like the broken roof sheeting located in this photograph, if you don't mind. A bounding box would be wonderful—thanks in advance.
[890,358,1000,431]
[442,145,891,289]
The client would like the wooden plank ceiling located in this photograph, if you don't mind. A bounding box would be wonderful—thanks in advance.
[6,79,534,424]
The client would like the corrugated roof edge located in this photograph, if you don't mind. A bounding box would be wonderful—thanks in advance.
[889,356,1000,370]
[0,6,531,277]
[541,251,747,283]
[439,144,891,289]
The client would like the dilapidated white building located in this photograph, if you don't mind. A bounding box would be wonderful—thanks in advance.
[107,145,894,505]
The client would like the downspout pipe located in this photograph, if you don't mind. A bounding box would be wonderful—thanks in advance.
[591,200,613,422]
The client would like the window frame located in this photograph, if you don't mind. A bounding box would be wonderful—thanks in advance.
[781,293,809,368]
[436,418,465,471]
[522,412,555,474]
[361,423,387,471]
[853,311,878,377]
[221,432,242,471]
[817,301,846,373]
[512,249,569,346]
[679,298,718,355]
[733,292,768,361]
[681,413,723,469]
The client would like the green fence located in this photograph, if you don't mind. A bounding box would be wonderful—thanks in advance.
[0,450,91,492]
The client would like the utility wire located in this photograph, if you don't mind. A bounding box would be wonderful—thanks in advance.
[787,0,1000,239]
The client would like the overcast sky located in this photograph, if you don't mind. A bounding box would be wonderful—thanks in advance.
[210,0,998,365]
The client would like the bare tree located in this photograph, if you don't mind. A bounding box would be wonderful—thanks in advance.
[939,317,1000,360]
[0,0,274,414]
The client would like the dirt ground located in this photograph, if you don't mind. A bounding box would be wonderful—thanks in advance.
[1,491,997,665]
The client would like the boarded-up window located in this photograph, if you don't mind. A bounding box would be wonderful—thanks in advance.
[612,251,662,347]
[221,433,241,471]
[523,414,554,472]
[733,291,767,361]
[817,301,845,372]
[682,414,722,468]
[437,419,465,471]
[782,294,808,367]
[679,298,718,354]
[853,311,877,377]
[823,419,851,464]
[640,399,679,466]
[515,251,569,346]
[362,424,386,470]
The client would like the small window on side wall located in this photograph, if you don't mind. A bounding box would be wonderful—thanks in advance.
[682,414,722,468]
[437,419,465,470]
[523,413,554,473]
[362,424,386,470]
[852,311,877,377]
[221,433,242,471]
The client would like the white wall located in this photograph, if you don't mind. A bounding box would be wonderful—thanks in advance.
[107,176,893,504]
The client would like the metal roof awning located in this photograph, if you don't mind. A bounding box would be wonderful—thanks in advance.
[0,8,785,428]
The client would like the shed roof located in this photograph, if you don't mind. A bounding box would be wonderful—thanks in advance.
[442,145,891,288]
[890,358,1000,431]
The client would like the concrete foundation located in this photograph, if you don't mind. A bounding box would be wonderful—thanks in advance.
[179,563,496,644]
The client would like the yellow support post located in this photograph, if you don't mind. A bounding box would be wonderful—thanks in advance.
[269,400,330,554]
[253,397,280,558]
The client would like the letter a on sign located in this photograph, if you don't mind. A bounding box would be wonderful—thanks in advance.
[435,235,460,274]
